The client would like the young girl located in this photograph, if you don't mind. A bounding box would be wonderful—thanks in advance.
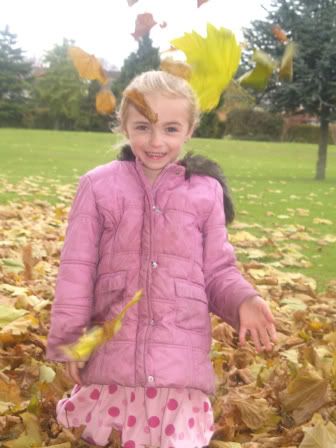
[47,70,276,448]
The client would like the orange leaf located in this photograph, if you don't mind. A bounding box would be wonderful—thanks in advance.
[132,13,157,41]
[95,89,116,115]
[160,58,192,81]
[125,88,158,123]
[68,47,108,85]
[272,24,288,43]
[197,0,209,7]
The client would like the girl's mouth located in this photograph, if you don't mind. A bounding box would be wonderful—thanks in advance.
[146,152,167,160]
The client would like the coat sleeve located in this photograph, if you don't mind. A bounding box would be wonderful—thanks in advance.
[46,174,103,361]
[203,180,258,330]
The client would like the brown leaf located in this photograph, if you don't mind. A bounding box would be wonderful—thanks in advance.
[124,88,158,123]
[132,13,157,41]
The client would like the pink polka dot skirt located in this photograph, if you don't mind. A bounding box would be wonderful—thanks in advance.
[56,383,214,447]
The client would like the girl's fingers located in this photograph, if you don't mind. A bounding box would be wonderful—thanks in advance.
[267,323,277,343]
[250,328,262,352]
[259,326,273,351]
[65,362,82,385]
[239,326,248,346]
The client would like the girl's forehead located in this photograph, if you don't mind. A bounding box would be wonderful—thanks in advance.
[127,93,190,123]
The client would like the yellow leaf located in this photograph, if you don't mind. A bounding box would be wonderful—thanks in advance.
[299,414,336,448]
[3,412,42,448]
[62,290,143,361]
[160,58,192,81]
[171,24,241,111]
[239,50,276,91]
[279,41,298,82]
[279,366,331,425]
[68,47,108,85]
[0,304,27,327]
[95,89,116,115]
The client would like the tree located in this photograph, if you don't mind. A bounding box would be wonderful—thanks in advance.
[243,0,336,180]
[112,34,160,100]
[0,26,32,126]
[32,39,87,130]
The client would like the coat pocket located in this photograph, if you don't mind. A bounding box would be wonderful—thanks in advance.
[175,280,209,332]
[93,271,127,322]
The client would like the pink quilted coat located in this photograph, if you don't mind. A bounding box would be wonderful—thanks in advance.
[46,158,257,394]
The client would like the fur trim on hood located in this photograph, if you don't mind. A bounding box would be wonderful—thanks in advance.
[117,144,235,224]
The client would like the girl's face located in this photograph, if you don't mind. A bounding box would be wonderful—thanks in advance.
[125,92,194,183]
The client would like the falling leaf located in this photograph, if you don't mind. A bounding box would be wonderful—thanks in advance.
[160,21,167,28]
[62,290,143,361]
[272,24,288,42]
[68,47,108,85]
[95,89,116,115]
[197,0,209,6]
[127,0,138,5]
[132,13,157,41]
[239,49,276,91]
[217,81,255,119]
[160,58,192,81]
[171,24,241,111]
[279,41,298,81]
[124,88,158,123]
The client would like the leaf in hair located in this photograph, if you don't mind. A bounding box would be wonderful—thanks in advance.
[68,47,108,85]
[125,89,158,123]
[132,13,157,41]
[160,58,192,81]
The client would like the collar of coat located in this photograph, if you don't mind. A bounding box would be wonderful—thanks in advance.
[117,144,234,224]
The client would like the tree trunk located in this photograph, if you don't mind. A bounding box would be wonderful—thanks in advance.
[315,109,329,180]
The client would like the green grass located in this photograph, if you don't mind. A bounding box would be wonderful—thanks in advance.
[1,128,336,292]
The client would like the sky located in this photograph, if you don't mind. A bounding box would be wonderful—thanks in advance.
[1,0,271,69]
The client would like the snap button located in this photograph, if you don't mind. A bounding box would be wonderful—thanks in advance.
[148,375,154,383]
[152,205,161,213]
[150,319,155,326]
[151,261,158,269]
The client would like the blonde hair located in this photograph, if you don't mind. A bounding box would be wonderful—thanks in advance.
[117,70,200,132]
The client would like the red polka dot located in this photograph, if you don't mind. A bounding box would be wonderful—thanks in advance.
[192,406,200,413]
[148,416,160,428]
[204,401,210,412]
[188,417,195,428]
[90,388,100,400]
[108,406,120,417]
[167,398,178,410]
[130,391,136,402]
[165,424,175,436]
[127,415,136,427]
[146,387,158,399]
[85,412,92,423]
[65,401,75,412]
[124,441,135,448]
[108,384,118,394]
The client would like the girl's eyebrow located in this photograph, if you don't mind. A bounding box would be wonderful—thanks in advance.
[163,121,183,126]
[132,120,150,125]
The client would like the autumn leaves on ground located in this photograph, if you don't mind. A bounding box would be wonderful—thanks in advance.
[1,129,336,447]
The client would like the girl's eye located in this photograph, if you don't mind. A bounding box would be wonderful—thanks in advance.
[166,126,178,133]
[135,125,148,131]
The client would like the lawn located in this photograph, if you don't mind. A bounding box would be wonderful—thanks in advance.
[1,128,335,292]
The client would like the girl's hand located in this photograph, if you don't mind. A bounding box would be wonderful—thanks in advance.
[65,361,86,385]
[238,296,277,352]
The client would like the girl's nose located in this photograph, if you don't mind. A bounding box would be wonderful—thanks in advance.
[149,129,162,147]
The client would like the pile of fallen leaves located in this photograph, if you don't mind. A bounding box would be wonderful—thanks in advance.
[1,178,336,447]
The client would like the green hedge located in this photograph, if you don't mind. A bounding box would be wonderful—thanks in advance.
[224,109,283,141]
[285,124,334,144]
